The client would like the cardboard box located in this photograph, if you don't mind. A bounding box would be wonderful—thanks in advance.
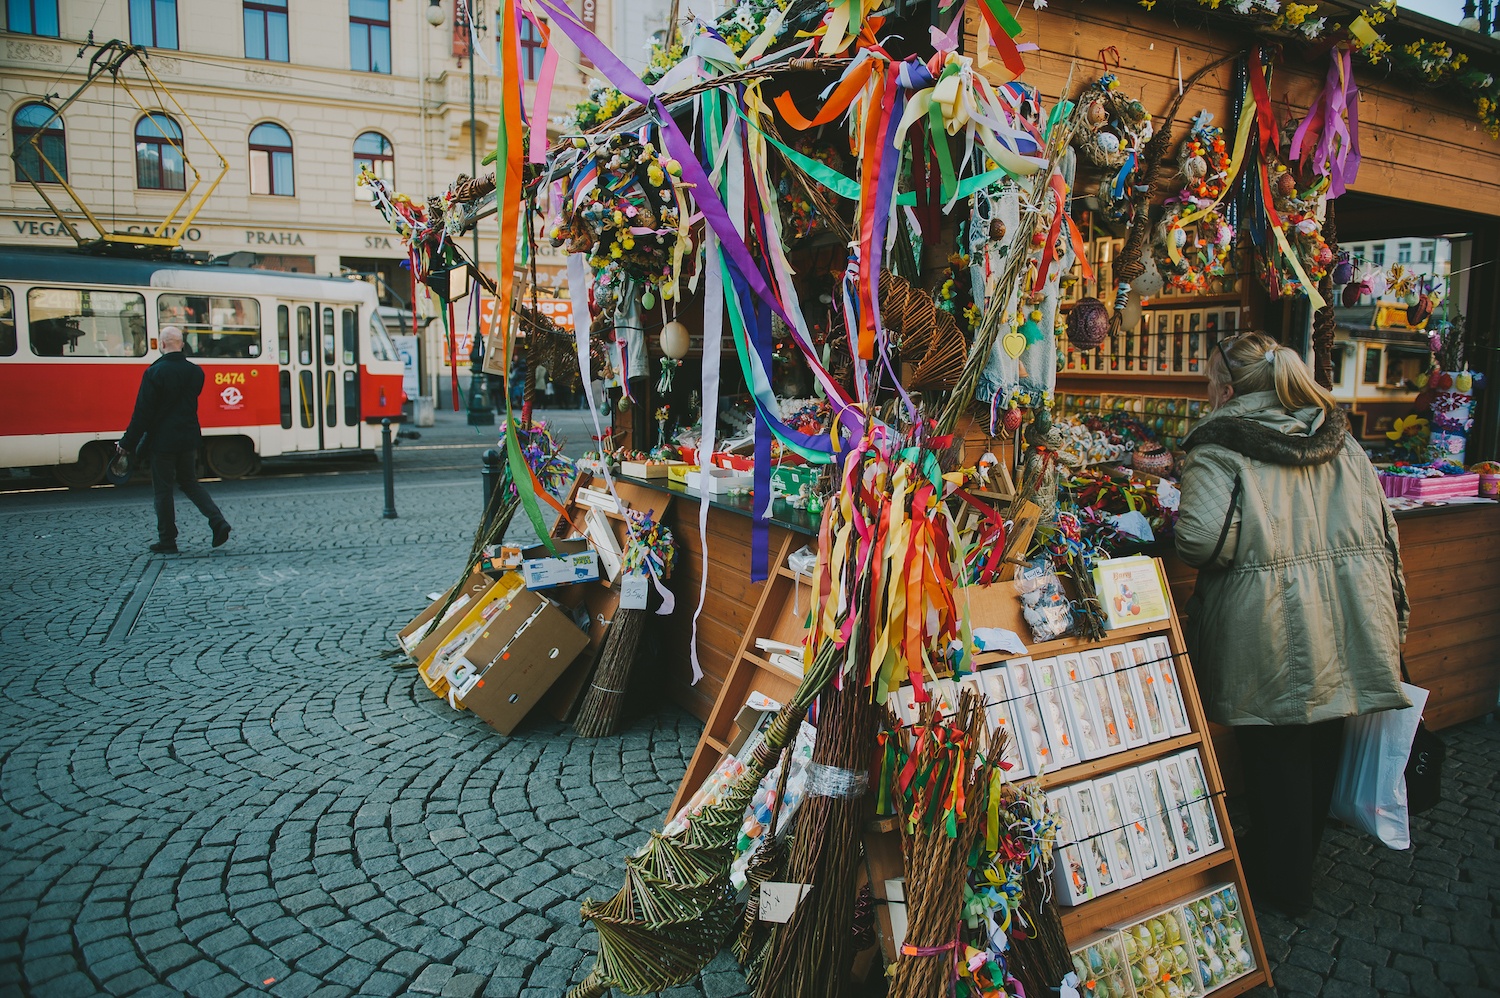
[685,467,753,495]
[520,539,600,590]
[397,572,494,657]
[621,460,673,479]
[416,575,526,696]
[408,573,515,667]
[456,590,591,735]
[480,546,524,574]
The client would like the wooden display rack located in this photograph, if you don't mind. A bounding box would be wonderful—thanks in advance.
[866,563,1272,995]
[674,549,1272,994]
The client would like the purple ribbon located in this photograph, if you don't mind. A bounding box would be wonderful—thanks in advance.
[1291,46,1360,198]
[530,0,866,452]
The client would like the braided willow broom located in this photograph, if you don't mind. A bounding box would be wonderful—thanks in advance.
[567,639,843,998]
[573,607,646,738]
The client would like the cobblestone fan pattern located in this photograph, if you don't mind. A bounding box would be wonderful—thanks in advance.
[0,412,1496,998]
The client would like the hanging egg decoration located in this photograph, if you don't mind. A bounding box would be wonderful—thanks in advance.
[1341,280,1368,308]
[1332,254,1355,285]
[641,288,656,309]
[1275,170,1297,199]
[990,218,1007,241]
[1068,296,1111,350]
[1407,294,1434,326]
[1135,253,1164,298]
[659,320,691,359]
[1003,405,1025,432]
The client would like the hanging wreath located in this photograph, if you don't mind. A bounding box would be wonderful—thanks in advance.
[1255,158,1333,300]
[1072,76,1154,224]
[1156,206,1234,294]
[1175,111,1232,204]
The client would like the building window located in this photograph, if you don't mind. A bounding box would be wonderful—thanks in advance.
[244,0,289,61]
[6,0,59,35]
[1397,242,1412,264]
[1420,241,1434,265]
[353,131,393,199]
[13,103,66,184]
[249,122,294,196]
[0,287,15,357]
[1371,245,1385,266]
[519,17,547,81]
[135,112,186,190]
[27,288,148,357]
[350,0,391,74]
[129,0,179,49]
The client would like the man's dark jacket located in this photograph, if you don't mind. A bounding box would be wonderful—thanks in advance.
[121,352,204,454]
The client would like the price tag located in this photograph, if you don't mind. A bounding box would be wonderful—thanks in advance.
[757,882,813,923]
[618,571,649,610]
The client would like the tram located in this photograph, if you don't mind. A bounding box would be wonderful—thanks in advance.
[0,248,406,487]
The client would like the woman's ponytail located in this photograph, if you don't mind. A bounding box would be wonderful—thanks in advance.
[1209,332,1338,416]
[1268,343,1338,415]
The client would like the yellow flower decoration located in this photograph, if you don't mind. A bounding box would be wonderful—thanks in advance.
[1386,415,1429,441]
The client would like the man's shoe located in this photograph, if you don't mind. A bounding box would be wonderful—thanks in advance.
[212,523,231,548]
[149,541,179,554]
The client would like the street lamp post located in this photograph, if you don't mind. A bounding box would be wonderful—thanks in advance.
[431,0,495,426]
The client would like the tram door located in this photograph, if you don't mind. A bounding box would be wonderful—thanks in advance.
[280,302,362,452]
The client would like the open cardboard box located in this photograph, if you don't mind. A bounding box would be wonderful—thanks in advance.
[455,590,591,735]
[401,572,502,662]
[416,573,526,696]
[521,539,601,590]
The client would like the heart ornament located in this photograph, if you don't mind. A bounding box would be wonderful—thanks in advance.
[1002,328,1027,359]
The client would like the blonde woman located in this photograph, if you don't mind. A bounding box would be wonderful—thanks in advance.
[1175,331,1409,917]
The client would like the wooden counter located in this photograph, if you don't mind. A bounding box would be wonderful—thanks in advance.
[1159,502,1500,732]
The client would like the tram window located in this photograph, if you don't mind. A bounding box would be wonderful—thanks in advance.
[297,306,312,364]
[344,369,359,426]
[279,370,293,429]
[158,294,261,358]
[324,370,336,426]
[277,304,290,365]
[322,307,335,365]
[368,310,397,362]
[27,288,148,357]
[0,288,15,357]
[341,308,357,365]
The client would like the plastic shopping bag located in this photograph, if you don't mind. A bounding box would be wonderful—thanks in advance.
[1328,683,1429,850]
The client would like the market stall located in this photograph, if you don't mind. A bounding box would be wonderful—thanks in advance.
[376,0,1500,993]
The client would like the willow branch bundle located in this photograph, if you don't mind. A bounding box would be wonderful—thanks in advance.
[1107,54,1239,336]
[573,606,647,737]
[755,674,880,998]
[1008,863,1074,998]
[1312,199,1337,389]
[887,694,996,998]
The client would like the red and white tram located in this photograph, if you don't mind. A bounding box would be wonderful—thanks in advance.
[0,248,406,487]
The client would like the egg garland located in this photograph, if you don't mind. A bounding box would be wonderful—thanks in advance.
[1156,206,1235,294]
[1073,76,1154,223]
[1256,160,1333,300]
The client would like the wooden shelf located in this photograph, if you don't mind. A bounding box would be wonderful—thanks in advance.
[1060,850,1235,933]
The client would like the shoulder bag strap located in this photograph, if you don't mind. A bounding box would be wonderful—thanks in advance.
[1204,477,1242,567]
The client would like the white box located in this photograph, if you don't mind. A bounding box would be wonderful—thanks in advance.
[1103,644,1151,749]
[685,467,754,495]
[1053,842,1098,906]
[520,539,601,590]
[1116,768,1165,878]
[980,667,1033,779]
[1082,834,1119,896]
[1006,658,1055,773]
[1176,750,1225,855]
[1077,647,1128,755]
[1155,756,1205,861]
[1125,640,1171,742]
[1093,775,1143,888]
[1139,762,1187,869]
[1146,634,1192,735]
[1047,786,1081,846]
[1057,653,1108,760]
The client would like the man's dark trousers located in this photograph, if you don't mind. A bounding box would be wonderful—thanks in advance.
[151,451,226,543]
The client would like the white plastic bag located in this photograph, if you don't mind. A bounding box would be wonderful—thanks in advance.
[1328,683,1429,850]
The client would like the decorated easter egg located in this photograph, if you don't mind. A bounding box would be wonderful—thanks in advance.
[1209,895,1225,920]
[1196,902,1212,924]
[1209,953,1226,979]
[1199,960,1214,987]
[1088,100,1109,125]
[1333,255,1355,285]
[1096,132,1121,155]
[1456,371,1473,393]
[1134,925,1154,952]
[990,218,1008,242]
[1275,171,1297,198]
[1183,155,1208,181]
[1135,254,1164,298]
[1068,297,1111,350]
[1131,964,1148,990]
[1074,955,1091,979]
[1201,925,1217,950]
[1142,956,1162,981]
[1171,945,1190,972]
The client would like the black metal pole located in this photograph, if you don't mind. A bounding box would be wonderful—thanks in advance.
[481,447,503,535]
[381,418,398,519]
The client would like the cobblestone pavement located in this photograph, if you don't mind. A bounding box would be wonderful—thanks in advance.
[1,409,1497,998]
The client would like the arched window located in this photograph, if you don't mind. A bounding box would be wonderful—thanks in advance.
[249,122,294,196]
[13,103,67,184]
[135,112,186,190]
[353,131,393,199]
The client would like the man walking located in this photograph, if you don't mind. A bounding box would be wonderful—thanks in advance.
[119,326,231,554]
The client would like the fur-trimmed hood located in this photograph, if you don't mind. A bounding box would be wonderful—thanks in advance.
[1183,392,1349,467]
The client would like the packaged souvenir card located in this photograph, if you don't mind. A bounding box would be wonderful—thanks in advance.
[1047,786,1082,847]
[1177,750,1224,854]
[1032,657,1082,768]
[1054,842,1097,906]
[1007,658,1055,772]
[981,667,1034,779]
[1117,768,1164,878]
[1139,762,1185,868]
[1078,647,1127,754]
[1057,652,1108,759]
[1146,634,1191,735]
[1126,640,1171,742]
[1093,775,1142,888]
[1105,645,1151,749]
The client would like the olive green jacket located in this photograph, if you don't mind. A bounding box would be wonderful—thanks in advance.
[1175,391,1410,726]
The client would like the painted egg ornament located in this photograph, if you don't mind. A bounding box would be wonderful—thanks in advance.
[1089,948,1107,974]
[1088,100,1109,125]
[1456,371,1473,393]
[1171,945,1190,971]
[1199,960,1215,987]
[1149,919,1169,947]
[1341,282,1366,308]
[1131,965,1148,990]
[1275,170,1297,198]
[1184,155,1208,181]
[1315,243,1335,267]
[1208,894,1225,920]
[1142,955,1162,981]
[1201,925,1217,949]
[1003,405,1026,432]
[1209,953,1226,978]
[1134,925,1154,952]
[1166,917,1183,946]
[990,218,1008,241]
[1073,956,1091,979]
[1195,902,1212,924]
[641,288,656,309]
[1333,255,1355,285]
[1096,132,1122,155]
[660,320,691,359]
[1068,297,1111,350]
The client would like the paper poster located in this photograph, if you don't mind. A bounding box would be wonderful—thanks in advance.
[1093,556,1171,629]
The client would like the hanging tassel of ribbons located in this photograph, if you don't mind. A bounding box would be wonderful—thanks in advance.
[1289,44,1360,198]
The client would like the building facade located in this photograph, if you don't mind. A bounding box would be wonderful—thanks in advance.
[2,0,672,302]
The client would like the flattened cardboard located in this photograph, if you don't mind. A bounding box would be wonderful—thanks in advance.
[521,538,601,590]
[458,591,590,735]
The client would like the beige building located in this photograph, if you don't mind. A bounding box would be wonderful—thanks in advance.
[2,0,673,301]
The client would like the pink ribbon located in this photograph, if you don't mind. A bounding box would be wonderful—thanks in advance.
[520,5,559,165]
[1291,46,1360,198]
